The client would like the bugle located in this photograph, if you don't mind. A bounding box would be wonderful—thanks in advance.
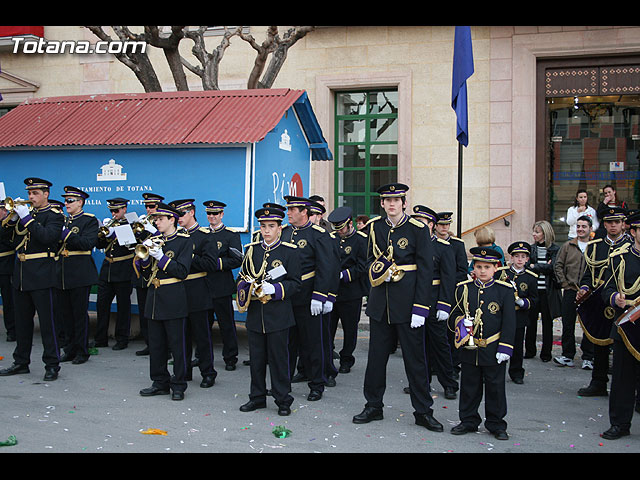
[134,237,165,260]
[98,217,120,237]
[1,197,33,227]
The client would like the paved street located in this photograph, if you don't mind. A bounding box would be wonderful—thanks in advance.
[0,312,638,454]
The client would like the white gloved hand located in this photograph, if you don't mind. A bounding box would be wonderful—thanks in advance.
[384,271,392,282]
[14,204,30,219]
[149,248,164,260]
[322,301,333,314]
[108,226,116,236]
[310,299,323,316]
[411,314,425,328]
[496,352,510,364]
[516,298,525,307]
[103,217,112,226]
[261,281,275,295]
[464,318,474,328]
[436,310,449,322]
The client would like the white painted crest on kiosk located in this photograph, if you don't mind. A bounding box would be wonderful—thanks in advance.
[279,129,291,151]
[97,159,127,181]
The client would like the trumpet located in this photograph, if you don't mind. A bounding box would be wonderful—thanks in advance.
[1,197,33,227]
[98,217,120,237]
[134,237,165,260]
[253,274,273,304]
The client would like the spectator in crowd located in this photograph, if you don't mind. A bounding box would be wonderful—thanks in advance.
[356,215,370,231]
[566,189,598,239]
[468,226,505,274]
[525,220,562,363]
[553,215,592,369]
[595,185,628,238]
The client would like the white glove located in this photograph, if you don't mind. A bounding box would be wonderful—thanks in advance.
[411,314,425,328]
[516,298,525,307]
[384,271,392,282]
[322,302,333,314]
[14,204,30,219]
[464,318,474,328]
[103,217,112,226]
[143,238,154,247]
[261,281,275,295]
[107,226,116,236]
[436,310,449,322]
[310,299,323,316]
[149,248,164,260]
[496,352,510,364]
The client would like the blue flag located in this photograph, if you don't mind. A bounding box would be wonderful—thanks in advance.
[451,26,474,147]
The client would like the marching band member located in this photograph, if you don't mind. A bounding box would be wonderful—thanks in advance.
[94,198,134,350]
[204,200,243,371]
[136,203,193,401]
[450,246,516,440]
[600,211,640,440]
[0,199,16,342]
[352,183,443,433]
[237,207,301,416]
[57,186,99,365]
[170,199,219,388]
[0,178,64,381]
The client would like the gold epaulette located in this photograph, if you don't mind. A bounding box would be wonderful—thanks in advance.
[82,212,96,217]
[246,241,261,247]
[365,216,381,226]
[282,241,297,249]
[587,238,602,245]
[436,237,450,245]
[329,232,336,239]
[456,279,473,287]
[497,265,509,271]
[496,279,515,289]
[312,224,326,233]
[357,231,367,237]
[177,231,190,238]
[198,227,210,234]
[611,243,631,257]
[525,269,539,278]
[409,217,425,228]
[449,236,464,242]
[51,207,63,214]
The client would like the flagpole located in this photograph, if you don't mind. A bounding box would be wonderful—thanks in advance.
[457,142,463,238]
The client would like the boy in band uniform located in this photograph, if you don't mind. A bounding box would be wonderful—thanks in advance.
[237,207,301,416]
[95,197,134,350]
[496,242,538,384]
[136,203,193,401]
[450,247,516,440]
[57,186,99,365]
[0,177,65,381]
[411,205,458,399]
[353,183,443,432]
[169,199,219,388]
[204,200,243,370]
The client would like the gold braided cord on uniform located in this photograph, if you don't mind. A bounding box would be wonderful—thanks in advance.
[584,242,610,287]
[613,253,640,297]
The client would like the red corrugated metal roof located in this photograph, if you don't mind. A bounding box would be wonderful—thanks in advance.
[0,89,306,148]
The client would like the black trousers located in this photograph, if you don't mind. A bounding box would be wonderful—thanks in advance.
[12,287,60,370]
[363,317,434,415]
[425,313,458,390]
[0,274,15,338]
[135,286,149,345]
[589,343,611,389]
[322,311,338,379]
[148,317,187,393]
[609,339,640,429]
[509,326,526,381]
[289,303,326,393]
[330,298,362,369]
[186,309,216,378]
[59,285,91,358]
[526,289,553,360]
[95,280,132,345]
[247,327,293,407]
[459,361,507,432]
[209,296,238,366]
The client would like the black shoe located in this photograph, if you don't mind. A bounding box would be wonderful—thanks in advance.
[6,333,16,342]
[291,372,308,383]
[239,400,266,412]
[578,384,608,397]
[524,352,535,359]
[414,413,443,432]
[492,430,509,440]
[200,375,216,388]
[338,364,351,374]
[225,363,236,371]
[451,423,478,435]
[135,346,150,356]
[540,357,551,363]
[353,407,383,424]
[512,377,524,385]
[307,390,323,401]
[403,386,411,394]
[43,368,59,381]
[325,376,336,387]
[112,342,128,351]
[0,364,29,376]
[171,391,185,401]
[601,425,630,440]
[72,356,89,365]
[278,405,291,416]
[60,353,76,363]
[444,387,458,400]
[140,386,170,397]
[91,341,108,348]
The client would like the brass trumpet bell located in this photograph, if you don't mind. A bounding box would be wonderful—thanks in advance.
[1,196,33,227]
[135,238,165,260]
[388,262,405,282]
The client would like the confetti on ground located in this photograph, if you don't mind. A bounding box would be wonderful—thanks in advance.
[272,425,291,438]
[141,428,168,436]
[0,435,17,447]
